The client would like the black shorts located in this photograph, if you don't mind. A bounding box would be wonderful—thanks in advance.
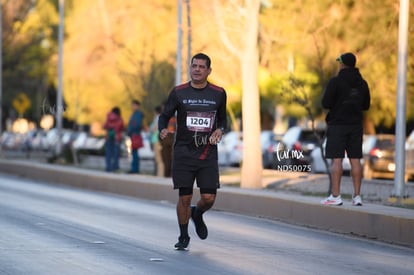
[325,124,363,159]
[172,152,220,190]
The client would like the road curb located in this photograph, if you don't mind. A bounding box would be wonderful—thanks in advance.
[0,159,413,247]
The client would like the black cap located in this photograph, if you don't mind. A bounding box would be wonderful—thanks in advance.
[336,52,356,67]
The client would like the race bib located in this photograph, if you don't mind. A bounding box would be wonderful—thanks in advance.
[186,111,215,132]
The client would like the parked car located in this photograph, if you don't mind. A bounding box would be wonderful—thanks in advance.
[28,129,50,151]
[217,131,243,166]
[406,130,414,179]
[280,126,325,166]
[0,131,22,150]
[124,131,154,160]
[72,132,106,155]
[363,133,414,181]
[263,133,288,169]
[218,130,276,167]
[363,134,397,180]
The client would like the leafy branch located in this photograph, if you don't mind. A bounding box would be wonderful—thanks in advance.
[279,75,332,195]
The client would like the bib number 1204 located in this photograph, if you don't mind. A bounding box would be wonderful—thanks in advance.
[186,111,215,132]
[188,117,210,127]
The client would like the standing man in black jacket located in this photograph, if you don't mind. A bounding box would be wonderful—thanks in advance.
[320,52,370,206]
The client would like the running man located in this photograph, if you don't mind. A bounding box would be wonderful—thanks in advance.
[158,53,227,250]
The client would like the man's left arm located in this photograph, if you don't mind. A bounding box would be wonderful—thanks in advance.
[362,81,371,111]
[217,91,227,132]
[209,91,227,144]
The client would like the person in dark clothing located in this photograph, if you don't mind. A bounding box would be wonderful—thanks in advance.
[103,107,124,172]
[320,52,370,206]
[158,53,227,250]
[160,116,176,177]
[149,106,164,177]
[127,100,144,174]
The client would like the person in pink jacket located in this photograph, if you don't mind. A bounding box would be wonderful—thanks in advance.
[103,107,124,172]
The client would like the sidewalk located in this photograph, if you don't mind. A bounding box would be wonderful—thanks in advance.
[1,150,412,206]
[220,169,414,207]
[0,157,413,247]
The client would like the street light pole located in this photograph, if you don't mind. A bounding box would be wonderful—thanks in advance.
[393,0,409,200]
[0,1,3,140]
[175,0,183,86]
[56,0,65,156]
[185,0,191,81]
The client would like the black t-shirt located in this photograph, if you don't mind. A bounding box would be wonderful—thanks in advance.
[158,82,227,160]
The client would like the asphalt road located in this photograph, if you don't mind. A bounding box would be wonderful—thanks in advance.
[1,173,413,275]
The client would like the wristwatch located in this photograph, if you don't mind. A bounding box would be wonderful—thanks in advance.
[218,127,225,134]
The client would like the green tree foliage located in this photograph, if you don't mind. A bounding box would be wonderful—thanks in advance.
[2,0,413,133]
[258,0,414,131]
[62,0,177,126]
[2,0,58,122]
[141,61,175,118]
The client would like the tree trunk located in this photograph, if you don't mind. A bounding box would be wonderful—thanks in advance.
[240,0,262,189]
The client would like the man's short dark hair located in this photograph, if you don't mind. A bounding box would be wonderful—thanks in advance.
[191,53,211,68]
[132,99,140,105]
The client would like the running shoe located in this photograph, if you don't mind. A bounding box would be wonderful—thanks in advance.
[191,206,208,240]
[320,194,343,206]
[352,195,363,206]
[174,235,190,250]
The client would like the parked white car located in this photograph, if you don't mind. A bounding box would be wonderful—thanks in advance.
[282,126,325,166]
[124,132,154,160]
[406,130,414,178]
[217,131,243,166]
[217,130,276,167]
[72,132,105,152]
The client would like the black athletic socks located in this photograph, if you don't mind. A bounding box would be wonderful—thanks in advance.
[179,223,189,237]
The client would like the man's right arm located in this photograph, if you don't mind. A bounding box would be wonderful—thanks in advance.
[158,89,177,139]
[321,78,337,109]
